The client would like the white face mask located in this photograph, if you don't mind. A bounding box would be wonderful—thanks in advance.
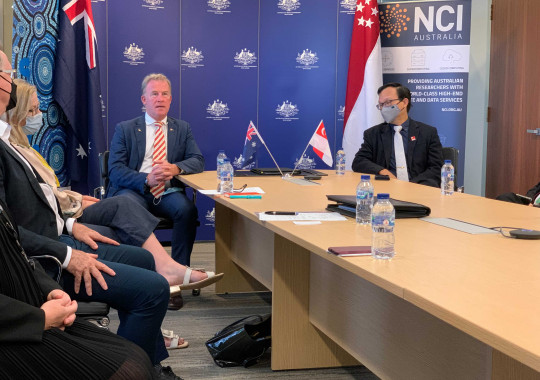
[22,113,43,135]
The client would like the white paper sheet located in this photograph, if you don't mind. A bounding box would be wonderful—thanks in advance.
[258,212,347,222]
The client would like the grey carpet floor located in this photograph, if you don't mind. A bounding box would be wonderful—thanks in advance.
[108,242,379,380]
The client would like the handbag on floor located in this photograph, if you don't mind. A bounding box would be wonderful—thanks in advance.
[205,314,271,368]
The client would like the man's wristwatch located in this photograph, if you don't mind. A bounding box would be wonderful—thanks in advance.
[144,176,150,191]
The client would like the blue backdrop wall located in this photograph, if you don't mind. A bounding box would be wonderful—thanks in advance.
[11,0,469,241]
[96,0,357,240]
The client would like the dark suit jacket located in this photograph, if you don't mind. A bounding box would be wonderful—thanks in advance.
[0,140,69,262]
[107,116,204,196]
[527,182,540,200]
[352,119,443,187]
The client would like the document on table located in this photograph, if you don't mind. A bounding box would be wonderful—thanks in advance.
[199,187,265,195]
[257,212,347,222]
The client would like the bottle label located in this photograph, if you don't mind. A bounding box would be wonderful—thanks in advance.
[372,214,395,228]
[357,190,372,200]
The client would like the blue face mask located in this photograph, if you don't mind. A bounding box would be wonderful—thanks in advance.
[380,104,401,124]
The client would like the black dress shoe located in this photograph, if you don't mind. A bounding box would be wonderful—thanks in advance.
[168,294,184,311]
[154,364,183,380]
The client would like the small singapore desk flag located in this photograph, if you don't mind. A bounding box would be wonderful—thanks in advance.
[309,120,333,167]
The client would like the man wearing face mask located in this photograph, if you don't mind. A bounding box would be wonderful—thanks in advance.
[352,82,443,187]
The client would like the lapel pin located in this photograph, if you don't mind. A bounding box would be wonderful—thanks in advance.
[137,128,142,132]
[411,136,416,141]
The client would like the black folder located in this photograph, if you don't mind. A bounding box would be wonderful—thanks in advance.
[326,195,431,219]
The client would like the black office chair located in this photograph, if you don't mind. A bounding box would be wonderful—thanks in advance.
[33,255,110,329]
[442,146,463,192]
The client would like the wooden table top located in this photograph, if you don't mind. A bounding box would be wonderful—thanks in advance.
[181,170,540,371]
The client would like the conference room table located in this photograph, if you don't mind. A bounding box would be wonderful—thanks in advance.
[180,170,540,379]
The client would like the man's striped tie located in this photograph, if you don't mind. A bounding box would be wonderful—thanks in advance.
[150,121,166,199]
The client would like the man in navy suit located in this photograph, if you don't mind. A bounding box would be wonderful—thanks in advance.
[352,83,443,187]
[107,73,204,267]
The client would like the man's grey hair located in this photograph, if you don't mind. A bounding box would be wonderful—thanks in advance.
[141,73,171,95]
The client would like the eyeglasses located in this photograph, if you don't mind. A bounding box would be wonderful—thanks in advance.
[0,69,17,79]
[375,99,401,110]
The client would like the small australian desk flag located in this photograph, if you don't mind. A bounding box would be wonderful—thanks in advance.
[241,121,264,169]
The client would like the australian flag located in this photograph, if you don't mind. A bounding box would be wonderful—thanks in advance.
[241,121,264,169]
[53,0,105,195]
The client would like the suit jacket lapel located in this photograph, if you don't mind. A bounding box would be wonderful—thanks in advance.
[406,120,419,169]
[166,119,177,163]
[135,117,146,169]
[381,124,393,168]
[2,142,50,207]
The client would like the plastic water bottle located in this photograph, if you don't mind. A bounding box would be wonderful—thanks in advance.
[217,150,227,180]
[441,160,454,196]
[371,193,395,259]
[219,158,234,194]
[335,149,346,175]
[356,175,374,224]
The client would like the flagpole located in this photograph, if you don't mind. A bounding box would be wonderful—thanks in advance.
[291,119,325,175]
[260,141,285,177]
[253,123,285,177]
[290,141,311,176]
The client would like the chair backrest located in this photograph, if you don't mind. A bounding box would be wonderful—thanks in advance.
[442,147,459,190]
[99,151,110,192]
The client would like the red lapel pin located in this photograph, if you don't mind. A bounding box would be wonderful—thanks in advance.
[410,136,416,141]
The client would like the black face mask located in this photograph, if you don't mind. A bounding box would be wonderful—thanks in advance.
[0,76,17,112]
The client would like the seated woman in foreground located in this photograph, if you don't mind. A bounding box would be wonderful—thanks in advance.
[0,199,156,379]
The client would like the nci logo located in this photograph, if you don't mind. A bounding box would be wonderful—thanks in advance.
[414,4,464,41]
[380,3,464,42]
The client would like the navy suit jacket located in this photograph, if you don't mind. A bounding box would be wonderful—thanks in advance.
[107,116,204,196]
[352,118,443,187]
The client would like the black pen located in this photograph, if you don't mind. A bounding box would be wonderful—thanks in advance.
[264,211,297,215]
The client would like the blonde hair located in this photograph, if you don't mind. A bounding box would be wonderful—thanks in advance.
[6,79,37,147]
[141,73,171,95]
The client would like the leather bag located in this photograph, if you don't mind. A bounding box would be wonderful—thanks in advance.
[205,314,271,368]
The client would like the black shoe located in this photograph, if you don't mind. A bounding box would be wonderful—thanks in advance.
[168,294,184,311]
[154,364,183,380]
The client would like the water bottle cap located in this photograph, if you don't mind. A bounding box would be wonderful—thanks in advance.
[361,175,370,181]
[218,150,225,154]
[376,193,389,199]
[444,160,452,164]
